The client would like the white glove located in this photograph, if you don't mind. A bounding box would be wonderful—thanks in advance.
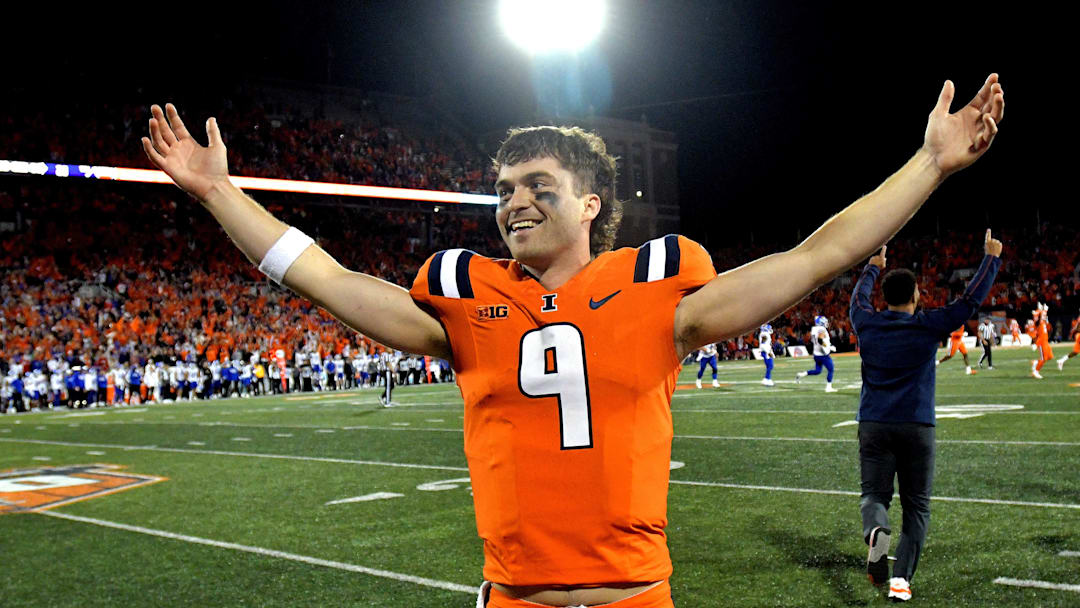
[829,345,837,353]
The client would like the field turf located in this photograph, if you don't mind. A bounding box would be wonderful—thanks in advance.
[2,345,1078,607]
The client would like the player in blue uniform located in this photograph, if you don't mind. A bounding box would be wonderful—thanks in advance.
[695,343,720,389]
[796,315,838,392]
[759,324,775,386]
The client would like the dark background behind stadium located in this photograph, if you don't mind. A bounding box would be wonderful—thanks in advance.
[4,1,1071,248]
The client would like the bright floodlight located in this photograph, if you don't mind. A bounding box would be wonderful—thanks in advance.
[498,0,605,55]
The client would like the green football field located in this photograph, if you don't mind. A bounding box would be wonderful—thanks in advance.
[2,345,1078,607]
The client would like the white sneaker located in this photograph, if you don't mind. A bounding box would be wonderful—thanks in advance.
[825,386,838,393]
[934,359,939,367]
[761,378,774,386]
[1032,370,1043,379]
[794,372,806,384]
[711,379,720,388]
[1058,358,1067,371]
[887,577,911,602]
[695,379,702,389]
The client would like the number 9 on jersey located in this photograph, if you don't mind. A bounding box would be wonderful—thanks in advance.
[518,323,594,450]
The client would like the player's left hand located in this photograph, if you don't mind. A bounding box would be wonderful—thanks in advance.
[923,74,1004,176]
[829,345,837,353]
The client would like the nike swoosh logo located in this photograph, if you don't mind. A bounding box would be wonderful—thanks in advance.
[589,290,622,310]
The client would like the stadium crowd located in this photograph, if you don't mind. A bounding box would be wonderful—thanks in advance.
[1,90,496,195]
[2,100,1078,412]
[707,224,1080,359]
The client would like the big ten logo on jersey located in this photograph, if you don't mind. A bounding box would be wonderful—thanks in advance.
[477,304,510,321]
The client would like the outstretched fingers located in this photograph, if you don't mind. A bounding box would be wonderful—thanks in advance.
[150,105,178,147]
[165,103,192,140]
[933,80,955,116]
[985,228,992,244]
[989,85,1004,124]
[968,74,999,112]
[141,136,166,168]
[148,116,171,156]
[206,117,224,147]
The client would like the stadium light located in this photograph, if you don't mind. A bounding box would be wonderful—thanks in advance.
[498,0,605,55]
[0,159,498,206]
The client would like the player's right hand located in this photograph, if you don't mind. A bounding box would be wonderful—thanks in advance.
[984,229,1003,257]
[869,245,887,268]
[142,103,230,201]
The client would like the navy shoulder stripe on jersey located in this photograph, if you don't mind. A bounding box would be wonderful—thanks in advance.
[633,235,681,283]
[427,249,475,298]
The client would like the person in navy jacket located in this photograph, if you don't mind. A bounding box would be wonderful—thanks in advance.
[848,230,1002,602]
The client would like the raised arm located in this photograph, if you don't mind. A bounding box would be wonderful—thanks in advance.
[142,104,451,360]
[922,229,1003,333]
[674,76,1004,357]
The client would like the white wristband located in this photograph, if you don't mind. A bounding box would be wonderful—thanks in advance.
[258,227,314,284]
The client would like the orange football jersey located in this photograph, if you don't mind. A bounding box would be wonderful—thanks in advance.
[1035,319,1050,346]
[949,327,965,341]
[410,235,715,586]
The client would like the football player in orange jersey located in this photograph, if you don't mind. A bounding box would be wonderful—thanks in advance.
[935,326,975,374]
[1058,311,1079,370]
[1031,303,1054,379]
[1008,318,1021,344]
[143,73,1003,607]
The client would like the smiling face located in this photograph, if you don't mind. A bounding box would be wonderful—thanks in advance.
[494,156,600,273]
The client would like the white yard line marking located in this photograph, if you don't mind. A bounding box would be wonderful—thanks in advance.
[672,391,1080,400]
[993,577,1080,593]
[188,441,206,446]
[32,456,51,461]
[425,419,445,423]
[5,437,1074,509]
[315,429,336,433]
[86,451,105,455]
[38,510,474,594]
[673,408,1080,415]
[0,438,468,472]
[42,419,467,434]
[231,437,251,442]
[273,433,293,438]
[674,435,1080,447]
[324,492,404,505]
[342,425,460,433]
[45,418,1078,445]
[668,479,1080,509]
[1061,551,1080,557]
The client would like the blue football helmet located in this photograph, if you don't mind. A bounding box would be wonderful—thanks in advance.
[814,315,828,327]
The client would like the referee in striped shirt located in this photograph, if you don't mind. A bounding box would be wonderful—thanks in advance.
[977,317,997,369]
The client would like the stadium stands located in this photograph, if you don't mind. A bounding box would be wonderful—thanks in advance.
[2,96,1078,410]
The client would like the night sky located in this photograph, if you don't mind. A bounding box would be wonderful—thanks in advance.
[7,2,1069,248]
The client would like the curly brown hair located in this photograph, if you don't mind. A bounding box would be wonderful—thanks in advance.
[494,126,623,257]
